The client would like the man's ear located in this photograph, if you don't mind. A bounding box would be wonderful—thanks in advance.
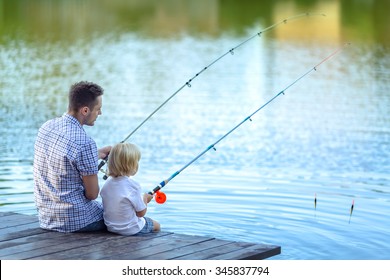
[81,106,89,116]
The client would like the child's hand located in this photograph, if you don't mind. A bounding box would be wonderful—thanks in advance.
[143,193,153,204]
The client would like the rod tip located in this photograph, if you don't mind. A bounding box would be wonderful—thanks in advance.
[305,12,326,17]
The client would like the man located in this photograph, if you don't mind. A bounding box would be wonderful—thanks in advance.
[34,81,111,232]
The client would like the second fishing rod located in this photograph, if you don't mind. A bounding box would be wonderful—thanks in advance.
[149,43,350,204]
[98,12,326,172]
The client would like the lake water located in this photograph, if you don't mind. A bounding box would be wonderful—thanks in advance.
[1,0,390,260]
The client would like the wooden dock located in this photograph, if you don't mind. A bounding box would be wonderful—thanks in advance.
[0,212,280,260]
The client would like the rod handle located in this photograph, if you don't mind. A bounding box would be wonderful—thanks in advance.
[148,179,169,195]
[98,156,108,171]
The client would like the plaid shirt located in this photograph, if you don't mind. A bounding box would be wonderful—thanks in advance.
[33,113,103,232]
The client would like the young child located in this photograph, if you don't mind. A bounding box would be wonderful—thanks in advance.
[100,143,160,235]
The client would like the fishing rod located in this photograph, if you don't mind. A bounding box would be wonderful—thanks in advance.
[98,12,326,172]
[149,43,350,204]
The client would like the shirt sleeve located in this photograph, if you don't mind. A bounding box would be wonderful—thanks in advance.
[129,183,147,212]
[77,139,98,176]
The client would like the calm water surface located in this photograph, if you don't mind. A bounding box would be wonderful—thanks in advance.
[1,0,390,259]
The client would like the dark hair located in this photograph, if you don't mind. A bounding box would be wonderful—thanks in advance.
[68,81,104,112]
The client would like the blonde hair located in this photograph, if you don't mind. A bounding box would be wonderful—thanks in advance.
[107,143,141,177]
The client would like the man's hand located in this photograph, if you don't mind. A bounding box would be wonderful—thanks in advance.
[98,145,112,160]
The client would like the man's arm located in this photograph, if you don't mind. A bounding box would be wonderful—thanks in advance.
[82,174,100,200]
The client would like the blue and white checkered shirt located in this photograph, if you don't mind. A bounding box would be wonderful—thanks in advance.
[33,113,103,232]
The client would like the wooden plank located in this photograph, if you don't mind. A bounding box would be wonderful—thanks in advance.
[107,234,215,260]
[0,212,36,221]
[0,212,281,260]
[174,241,259,260]
[77,232,195,260]
[0,213,38,229]
[0,231,94,258]
[140,238,233,260]
[0,227,47,243]
[31,231,173,260]
[1,231,127,260]
[0,231,61,250]
[209,243,281,260]
[0,212,18,217]
[0,213,47,246]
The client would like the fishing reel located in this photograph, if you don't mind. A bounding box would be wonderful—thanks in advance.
[154,191,167,204]
[98,165,109,180]
[149,180,169,204]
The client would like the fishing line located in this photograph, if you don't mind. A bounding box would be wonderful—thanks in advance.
[98,12,326,172]
[149,43,350,204]
[314,193,355,223]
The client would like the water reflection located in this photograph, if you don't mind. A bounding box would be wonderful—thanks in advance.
[1,0,390,45]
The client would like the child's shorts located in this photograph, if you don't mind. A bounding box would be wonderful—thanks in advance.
[136,217,154,235]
